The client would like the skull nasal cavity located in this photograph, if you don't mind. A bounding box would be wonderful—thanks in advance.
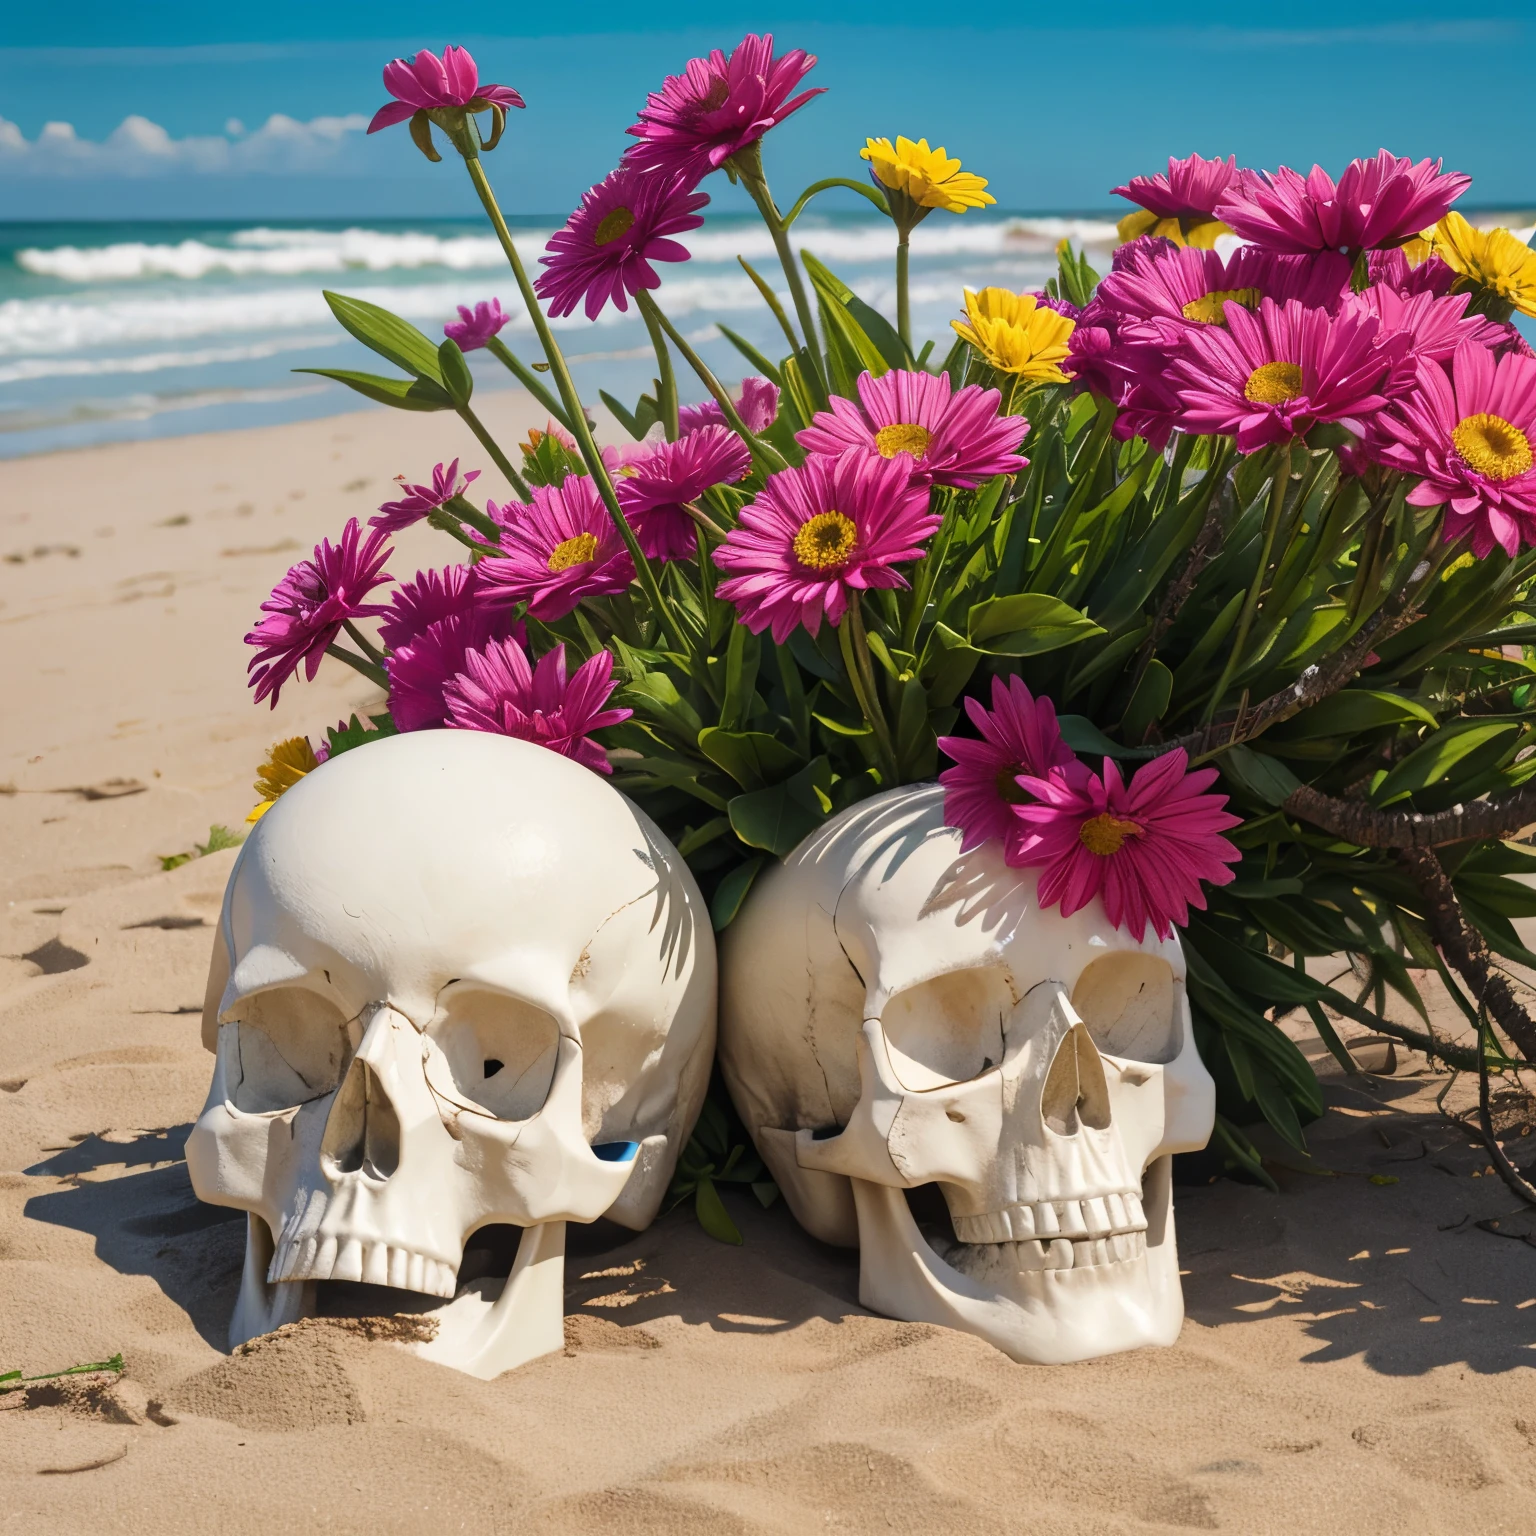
[1041,1024,1112,1136]
[322,1059,402,1178]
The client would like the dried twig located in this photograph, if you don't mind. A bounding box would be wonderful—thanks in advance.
[1282,781,1536,850]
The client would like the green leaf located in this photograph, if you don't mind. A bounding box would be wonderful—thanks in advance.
[1273,689,1439,741]
[697,728,804,791]
[710,856,765,931]
[1120,659,1172,742]
[1373,721,1521,805]
[1220,744,1302,807]
[719,623,761,734]
[1055,715,1153,761]
[717,325,783,386]
[436,337,474,407]
[728,756,833,856]
[296,369,453,412]
[694,1176,743,1244]
[918,623,982,708]
[326,712,398,758]
[967,593,1103,657]
[322,291,445,382]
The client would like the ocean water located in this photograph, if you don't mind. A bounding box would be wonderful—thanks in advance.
[0,213,1119,459]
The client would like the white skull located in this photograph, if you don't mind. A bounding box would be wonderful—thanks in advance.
[187,729,714,1379]
[718,783,1214,1365]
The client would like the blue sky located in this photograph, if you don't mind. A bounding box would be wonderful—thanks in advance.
[1,2,1532,220]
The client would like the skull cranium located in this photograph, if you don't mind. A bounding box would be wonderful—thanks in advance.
[718,784,1214,1364]
[188,729,714,1378]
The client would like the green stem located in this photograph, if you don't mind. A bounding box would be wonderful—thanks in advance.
[841,599,898,782]
[636,291,787,474]
[896,237,911,352]
[342,619,387,669]
[461,152,688,657]
[735,156,826,391]
[1204,442,1291,722]
[780,176,890,227]
[457,401,530,500]
[484,336,575,432]
[427,506,497,557]
[326,643,389,691]
[638,299,680,441]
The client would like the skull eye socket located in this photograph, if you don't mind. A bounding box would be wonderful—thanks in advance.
[428,989,559,1120]
[880,967,1012,1091]
[1071,953,1179,1064]
[225,987,351,1113]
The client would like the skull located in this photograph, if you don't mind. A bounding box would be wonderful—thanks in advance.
[187,729,714,1378]
[718,784,1214,1365]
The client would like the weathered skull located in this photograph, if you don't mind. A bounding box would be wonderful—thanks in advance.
[187,730,714,1378]
[718,784,1214,1364]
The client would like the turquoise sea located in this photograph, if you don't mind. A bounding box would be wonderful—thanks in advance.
[0,212,1121,458]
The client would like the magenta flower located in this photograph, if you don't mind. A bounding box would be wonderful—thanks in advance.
[615,425,752,561]
[368,46,525,134]
[245,519,394,708]
[1112,153,1239,225]
[624,34,824,180]
[384,566,525,732]
[1343,286,1508,366]
[677,376,780,435]
[1012,751,1242,942]
[534,165,708,321]
[1375,343,1536,558]
[713,450,940,642]
[1031,292,1084,321]
[796,370,1029,490]
[1216,151,1471,257]
[1367,249,1457,298]
[443,640,632,774]
[1161,297,1412,452]
[445,298,508,351]
[936,677,1084,855]
[369,458,480,533]
[1092,245,1351,343]
[476,475,635,621]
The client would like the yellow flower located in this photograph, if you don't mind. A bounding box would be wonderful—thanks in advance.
[1421,212,1536,318]
[247,735,320,823]
[860,137,995,216]
[951,288,1075,382]
[1115,208,1230,251]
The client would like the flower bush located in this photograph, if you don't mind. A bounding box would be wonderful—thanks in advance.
[248,37,1536,1198]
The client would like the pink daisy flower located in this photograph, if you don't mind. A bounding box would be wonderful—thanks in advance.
[370,458,480,533]
[624,33,824,181]
[443,640,631,775]
[677,376,780,435]
[712,450,939,642]
[1366,249,1457,298]
[1162,297,1412,452]
[367,46,525,134]
[1375,342,1536,558]
[936,677,1084,855]
[535,166,708,321]
[245,519,394,708]
[796,370,1030,489]
[1342,285,1508,366]
[615,425,752,561]
[444,298,508,351]
[476,475,635,621]
[1111,153,1239,225]
[1012,751,1242,942]
[1092,245,1351,343]
[391,613,526,733]
[1216,150,1470,257]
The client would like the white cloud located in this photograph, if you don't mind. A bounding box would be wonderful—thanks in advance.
[0,112,371,178]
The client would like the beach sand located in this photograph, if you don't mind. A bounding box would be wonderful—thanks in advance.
[3,398,1535,1534]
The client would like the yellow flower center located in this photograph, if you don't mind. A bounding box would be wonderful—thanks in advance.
[1078,813,1143,857]
[1181,287,1261,325]
[594,207,635,246]
[792,511,858,572]
[874,422,932,460]
[1244,361,1305,406]
[1452,412,1532,482]
[547,532,599,572]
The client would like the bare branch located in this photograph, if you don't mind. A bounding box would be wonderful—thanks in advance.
[1283,782,1536,850]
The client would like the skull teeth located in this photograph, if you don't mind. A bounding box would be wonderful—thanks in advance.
[268,1238,457,1299]
[950,1192,1146,1246]
[944,1229,1149,1277]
